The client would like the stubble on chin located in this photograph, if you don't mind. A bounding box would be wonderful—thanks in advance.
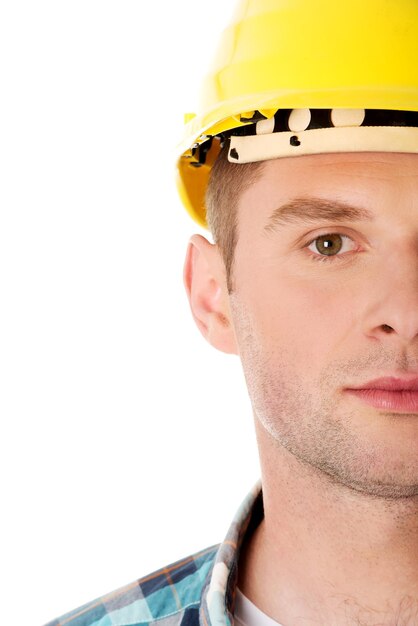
[229,294,418,500]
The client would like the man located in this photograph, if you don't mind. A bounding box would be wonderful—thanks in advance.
[46,0,418,624]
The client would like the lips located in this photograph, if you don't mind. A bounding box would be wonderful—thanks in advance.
[345,377,418,412]
[351,376,418,391]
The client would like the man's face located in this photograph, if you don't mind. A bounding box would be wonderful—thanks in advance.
[229,152,418,498]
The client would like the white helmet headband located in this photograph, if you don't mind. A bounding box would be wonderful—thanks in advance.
[226,108,418,163]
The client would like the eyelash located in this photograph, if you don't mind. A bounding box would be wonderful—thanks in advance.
[304,233,358,264]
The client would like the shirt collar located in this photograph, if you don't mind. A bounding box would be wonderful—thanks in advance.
[199,480,264,626]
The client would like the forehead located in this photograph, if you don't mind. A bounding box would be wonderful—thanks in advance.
[237,152,418,232]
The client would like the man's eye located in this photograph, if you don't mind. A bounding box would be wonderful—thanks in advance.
[305,234,356,261]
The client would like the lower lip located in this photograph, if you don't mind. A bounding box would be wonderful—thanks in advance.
[345,389,418,412]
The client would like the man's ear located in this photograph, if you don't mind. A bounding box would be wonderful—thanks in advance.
[183,234,238,355]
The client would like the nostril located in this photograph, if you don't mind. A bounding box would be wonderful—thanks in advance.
[382,324,394,333]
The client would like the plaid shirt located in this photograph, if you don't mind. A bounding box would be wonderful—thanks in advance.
[45,480,263,626]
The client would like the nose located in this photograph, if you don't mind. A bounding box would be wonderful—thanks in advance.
[364,246,418,344]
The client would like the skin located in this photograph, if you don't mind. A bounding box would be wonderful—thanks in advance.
[183,152,418,626]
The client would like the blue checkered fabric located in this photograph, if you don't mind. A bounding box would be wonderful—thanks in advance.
[44,481,263,626]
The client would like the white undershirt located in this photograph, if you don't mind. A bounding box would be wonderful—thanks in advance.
[234,587,284,626]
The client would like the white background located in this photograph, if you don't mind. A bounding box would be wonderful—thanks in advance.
[0,2,260,624]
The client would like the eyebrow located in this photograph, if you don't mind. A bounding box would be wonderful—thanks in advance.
[263,197,375,234]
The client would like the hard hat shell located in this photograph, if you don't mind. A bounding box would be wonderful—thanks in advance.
[176,0,418,228]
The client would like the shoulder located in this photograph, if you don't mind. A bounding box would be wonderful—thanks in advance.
[44,544,219,626]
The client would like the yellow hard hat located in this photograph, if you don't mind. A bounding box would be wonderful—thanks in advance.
[176,0,418,228]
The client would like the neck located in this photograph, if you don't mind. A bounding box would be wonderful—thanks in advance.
[239,422,418,626]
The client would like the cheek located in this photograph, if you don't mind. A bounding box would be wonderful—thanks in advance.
[244,273,356,367]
